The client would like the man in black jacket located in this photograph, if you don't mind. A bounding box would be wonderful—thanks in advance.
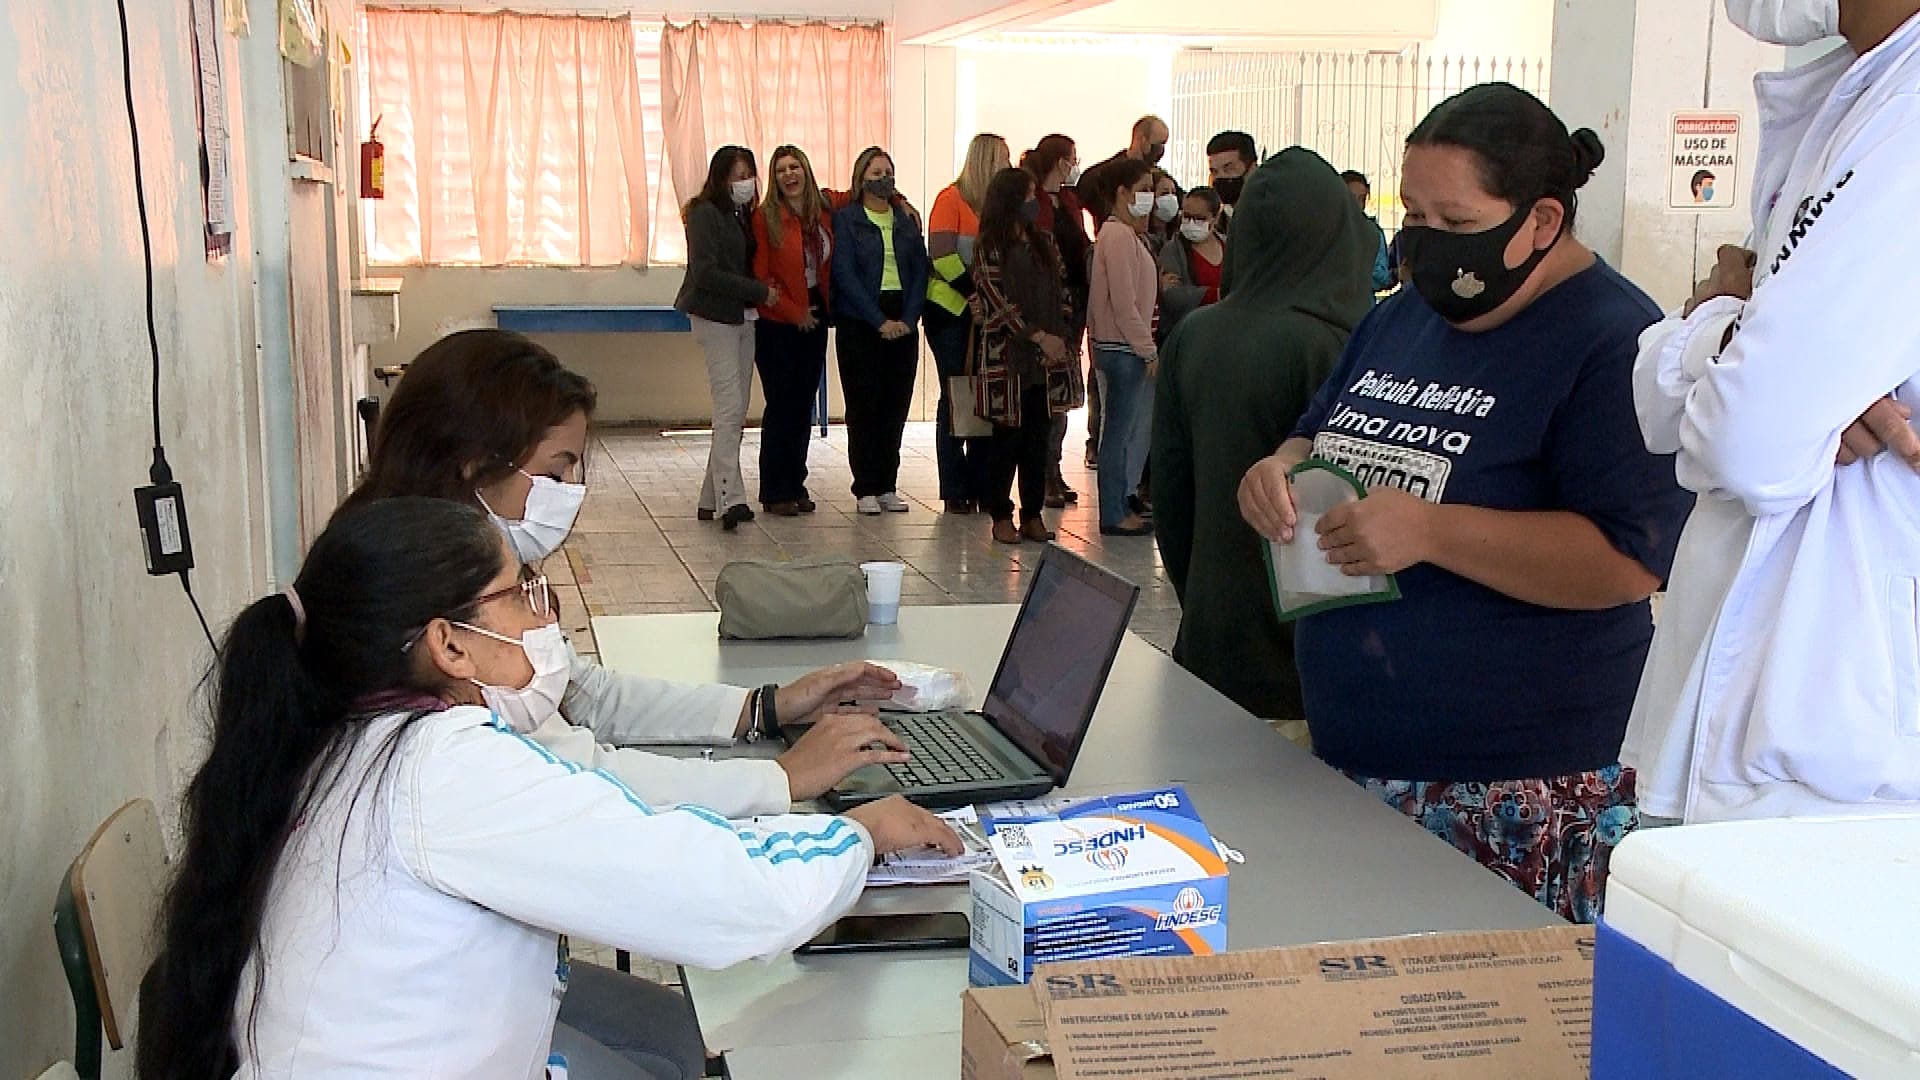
[1075,115,1169,224]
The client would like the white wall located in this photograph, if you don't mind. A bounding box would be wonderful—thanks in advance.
[956,37,1167,171]
[1040,0,1439,40]
[0,0,271,1072]
[1430,0,1555,59]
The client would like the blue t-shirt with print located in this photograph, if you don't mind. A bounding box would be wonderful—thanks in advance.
[1288,258,1694,782]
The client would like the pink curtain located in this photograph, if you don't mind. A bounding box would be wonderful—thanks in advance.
[364,9,648,266]
[657,20,890,261]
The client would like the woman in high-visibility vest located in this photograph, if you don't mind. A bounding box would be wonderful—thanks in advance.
[926,134,1009,515]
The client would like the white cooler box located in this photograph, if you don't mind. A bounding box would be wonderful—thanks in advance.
[1594,815,1920,1078]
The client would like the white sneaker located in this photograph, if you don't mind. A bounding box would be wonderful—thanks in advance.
[876,492,910,513]
[856,496,883,515]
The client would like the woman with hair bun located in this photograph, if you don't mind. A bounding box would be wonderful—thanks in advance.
[1236,83,1694,922]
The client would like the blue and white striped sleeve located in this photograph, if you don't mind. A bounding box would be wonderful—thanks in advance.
[393,708,872,970]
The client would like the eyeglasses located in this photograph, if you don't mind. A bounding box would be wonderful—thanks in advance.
[400,574,552,653]
[472,574,553,619]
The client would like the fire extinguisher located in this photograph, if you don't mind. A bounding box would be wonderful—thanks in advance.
[360,116,385,200]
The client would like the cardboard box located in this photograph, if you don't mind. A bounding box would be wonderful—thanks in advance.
[960,925,1596,1080]
[961,984,1053,1080]
[968,787,1230,987]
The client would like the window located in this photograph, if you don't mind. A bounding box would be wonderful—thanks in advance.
[362,13,890,269]
[362,9,651,267]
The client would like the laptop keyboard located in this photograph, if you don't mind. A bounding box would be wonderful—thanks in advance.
[883,714,1010,787]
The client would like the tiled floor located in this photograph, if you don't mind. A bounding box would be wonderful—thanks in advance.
[551,415,1182,662]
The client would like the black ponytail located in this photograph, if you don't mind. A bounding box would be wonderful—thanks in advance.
[138,497,508,1077]
[1408,81,1603,227]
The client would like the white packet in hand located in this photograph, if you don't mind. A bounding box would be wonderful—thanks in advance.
[1263,460,1401,622]
[879,661,975,712]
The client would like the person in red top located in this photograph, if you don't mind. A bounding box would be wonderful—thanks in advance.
[1156,185,1225,341]
[752,145,834,515]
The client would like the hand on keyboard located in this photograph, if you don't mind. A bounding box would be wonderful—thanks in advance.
[882,715,1007,787]
[776,710,910,799]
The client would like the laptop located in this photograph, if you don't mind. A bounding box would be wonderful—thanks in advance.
[805,545,1140,810]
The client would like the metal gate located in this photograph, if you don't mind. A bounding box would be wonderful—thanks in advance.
[1170,51,1550,231]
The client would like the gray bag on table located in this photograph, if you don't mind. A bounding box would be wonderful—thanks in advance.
[715,557,869,640]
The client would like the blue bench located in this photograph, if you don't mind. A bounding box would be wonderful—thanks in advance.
[493,304,692,334]
[492,304,827,435]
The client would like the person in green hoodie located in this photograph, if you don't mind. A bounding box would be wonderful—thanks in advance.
[1150,147,1376,728]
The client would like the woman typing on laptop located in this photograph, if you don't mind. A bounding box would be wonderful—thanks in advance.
[338,329,915,818]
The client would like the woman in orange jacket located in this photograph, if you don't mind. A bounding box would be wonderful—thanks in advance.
[751,145,835,515]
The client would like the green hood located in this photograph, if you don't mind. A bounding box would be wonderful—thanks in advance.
[1218,146,1376,335]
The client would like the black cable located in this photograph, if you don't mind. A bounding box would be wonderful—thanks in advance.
[116,0,216,656]
[183,577,220,655]
[115,0,166,471]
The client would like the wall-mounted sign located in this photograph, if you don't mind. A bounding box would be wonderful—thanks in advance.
[1670,112,1741,211]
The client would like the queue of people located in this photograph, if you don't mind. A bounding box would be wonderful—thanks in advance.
[667,118,1241,544]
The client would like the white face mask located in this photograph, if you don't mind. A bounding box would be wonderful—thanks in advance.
[1065,166,1082,186]
[1153,193,1181,222]
[1179,220,1213,244]
[478,470,585,564]
[1724,0,1839,44]
[730,178,758,206]
[1128,191,1155,219]
[461,621,571,733]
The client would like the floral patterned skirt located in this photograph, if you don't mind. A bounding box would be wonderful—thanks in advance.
[1342,764,1641,924]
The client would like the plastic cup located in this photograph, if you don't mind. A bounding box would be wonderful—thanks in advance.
[860,560,906,625]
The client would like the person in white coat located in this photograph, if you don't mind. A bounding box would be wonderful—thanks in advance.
[137,497,961,1078]
[1625,0,1920,823]
[340,329,913,821]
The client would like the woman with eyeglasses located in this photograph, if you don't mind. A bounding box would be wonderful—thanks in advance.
[137,497,959,1078]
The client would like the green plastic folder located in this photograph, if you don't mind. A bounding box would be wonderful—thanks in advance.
[1261,459,1402,622]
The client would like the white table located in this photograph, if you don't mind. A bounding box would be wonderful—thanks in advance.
[594,605,1561,1078]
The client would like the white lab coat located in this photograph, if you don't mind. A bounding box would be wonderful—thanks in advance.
[1625,14,1920,822]
[237,706,870,1078]
[528,644,790,819]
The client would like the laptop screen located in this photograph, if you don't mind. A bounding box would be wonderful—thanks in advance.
[984,548,1139,782]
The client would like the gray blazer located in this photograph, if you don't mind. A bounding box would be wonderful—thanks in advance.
[674,200,770,325]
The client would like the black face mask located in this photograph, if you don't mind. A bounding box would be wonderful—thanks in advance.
[1018,199,1041,224]
[1213,176,1245,207]
[1144,142,1166,165]
[1398,200,1562,324]
[864,176,897,200]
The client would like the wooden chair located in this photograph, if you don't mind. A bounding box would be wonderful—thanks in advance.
[52,799,169,1080]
